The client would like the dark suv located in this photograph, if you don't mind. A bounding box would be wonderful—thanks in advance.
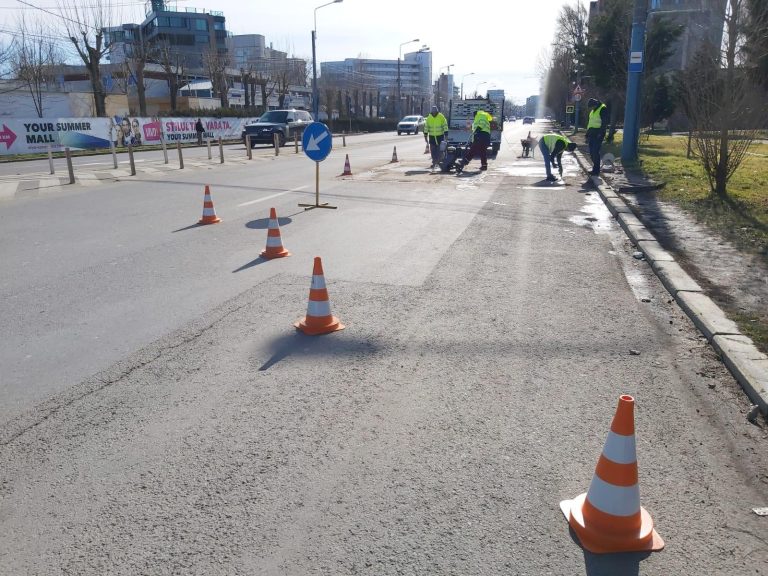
[242,109,314,147]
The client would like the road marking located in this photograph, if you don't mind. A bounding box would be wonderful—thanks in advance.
[238,185,308,207]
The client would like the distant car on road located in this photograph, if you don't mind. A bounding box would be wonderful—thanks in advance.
[523,116,535,125]
[241,109,313,147]
[397,115,425,135]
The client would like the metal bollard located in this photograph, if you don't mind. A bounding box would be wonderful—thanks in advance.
[128,144,136,176]
[65,147,75,184]
[161,138,168,164]
[207,138,212,160]
[342,133,346,147]
[294,131,299,153]
[246,135,252,160]
[177,142,184,169]
[273,133,280,156]
[110,139,118,169]
[218,137,224,164]
[47,144,55,174]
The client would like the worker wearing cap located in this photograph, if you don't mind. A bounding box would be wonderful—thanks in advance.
[586,97,609,175]
[424,105,449,169]
[456,105,493,173]
[539,133,577,181]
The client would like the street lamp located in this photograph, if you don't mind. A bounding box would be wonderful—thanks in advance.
[397,38,419,118]
[460,72,474,100]
[311,0,343,119]
[474,81,487,98]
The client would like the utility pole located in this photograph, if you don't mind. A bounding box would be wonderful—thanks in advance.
[621,0,648,163]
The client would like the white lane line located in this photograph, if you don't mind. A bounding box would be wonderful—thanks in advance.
[238,185,308,207]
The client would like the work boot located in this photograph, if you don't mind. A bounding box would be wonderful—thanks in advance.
[480,165,488,171]
[546,175,557,182]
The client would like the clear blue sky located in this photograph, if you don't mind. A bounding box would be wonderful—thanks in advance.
[0,0,570,103]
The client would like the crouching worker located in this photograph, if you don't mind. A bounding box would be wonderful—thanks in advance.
[539,133,577,181]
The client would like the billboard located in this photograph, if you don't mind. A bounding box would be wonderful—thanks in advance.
[0,116,258,155]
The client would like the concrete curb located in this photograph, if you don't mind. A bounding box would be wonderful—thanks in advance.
[571,148,768,415]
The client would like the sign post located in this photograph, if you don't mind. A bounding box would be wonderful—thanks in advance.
[300,122,336,210]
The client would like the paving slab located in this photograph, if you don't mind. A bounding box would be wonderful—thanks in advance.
[676,291,741,341]
[635,240,675,263]
[649,261,703,295]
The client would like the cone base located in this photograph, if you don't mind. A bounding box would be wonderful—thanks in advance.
[560,494,664,554]
[340,171,353,176]
[260,248,291,259]
[294,316,345,336]
[198,217,222,225]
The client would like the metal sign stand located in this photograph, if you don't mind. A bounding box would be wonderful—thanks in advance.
[299,122,337,211]
[299,162,336,210]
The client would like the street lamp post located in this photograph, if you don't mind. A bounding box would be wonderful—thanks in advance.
[460,72,474,100]
[397,38,419,119]
[312,0,343,119]
[474,81,487,98]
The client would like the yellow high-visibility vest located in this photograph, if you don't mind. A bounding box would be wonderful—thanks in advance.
[542,134,570,152]
[472,110,492,133]
[424,113,448,136]
[588,103,606,129]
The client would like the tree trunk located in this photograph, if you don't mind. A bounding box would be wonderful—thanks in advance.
[136,63,147,116]
[89,60,107,117]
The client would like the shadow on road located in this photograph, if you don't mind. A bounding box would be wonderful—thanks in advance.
[257,331,381,372]
[245,216,294,230]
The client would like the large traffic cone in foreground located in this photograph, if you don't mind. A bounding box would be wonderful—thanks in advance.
[340,154,353,176]
[198,185,221,225]
[390,146,399,163]
[260,207,291,259]
[560,395,664,554]
[295,257,345,335]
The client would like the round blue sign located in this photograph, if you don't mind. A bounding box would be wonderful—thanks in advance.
[302,122,333,162]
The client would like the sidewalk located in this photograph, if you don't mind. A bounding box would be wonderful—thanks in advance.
[567,133,767,416]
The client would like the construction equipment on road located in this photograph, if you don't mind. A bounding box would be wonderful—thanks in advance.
[198,185,221,225]
[295,257,345,336]
[560,394,664,554]
[260,207,291,259]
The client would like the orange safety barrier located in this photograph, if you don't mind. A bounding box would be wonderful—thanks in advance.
[560,395,664,554]
[260,207,291,259]
[295,257,345,336]
[198,185,222,225]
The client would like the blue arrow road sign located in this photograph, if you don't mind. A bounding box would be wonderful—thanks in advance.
[302,122,333,162]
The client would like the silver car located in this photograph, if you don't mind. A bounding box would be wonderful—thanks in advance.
[397,115,425,135]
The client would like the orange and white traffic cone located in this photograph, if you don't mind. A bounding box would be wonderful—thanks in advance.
[390,146,399,163]
[295,257,345,336]
[340,154,353,176]
[198,185,221,225]
[560,395,664,554]
[260,207,291,259]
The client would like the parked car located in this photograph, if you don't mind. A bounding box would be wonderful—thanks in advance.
[241,109,313,147]
[397,115,425,135]
[522,116,535,125]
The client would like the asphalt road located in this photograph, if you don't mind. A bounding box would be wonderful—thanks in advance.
[1,124,766,575]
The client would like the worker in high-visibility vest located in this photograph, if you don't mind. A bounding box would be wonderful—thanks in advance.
[586,97,609,175]
[455,105,493,173]
[423,105,449,170]
[538,133,577,181]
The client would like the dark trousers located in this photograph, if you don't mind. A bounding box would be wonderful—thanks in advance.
[539,140,553,178]
[587,130,603,174]
[197,132,204,145]
[463,130,490,167]
[428,135,444,164]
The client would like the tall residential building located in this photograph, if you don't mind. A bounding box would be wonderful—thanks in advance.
[321,50,433,115]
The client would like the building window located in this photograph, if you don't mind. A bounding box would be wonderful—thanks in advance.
[195,34,209,44]
[213,21,225,31]
[157,16,169,27]
[194,19,208,31]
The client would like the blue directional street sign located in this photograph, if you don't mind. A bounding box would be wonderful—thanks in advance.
[302,122,333,162]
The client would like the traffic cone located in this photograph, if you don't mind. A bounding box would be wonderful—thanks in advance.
[295,257,345,336]
[390,146,399,163]
[560,395,664,554]
[260,207,291,259]
[198,185,221,225]
[340,154,353,176]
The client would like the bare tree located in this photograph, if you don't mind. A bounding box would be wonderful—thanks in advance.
[11,15,62,117]
[157,41,186,113]
[123,31,153,116]
[56,0,116,117]
[681,0,761,199]
[203,48,230,108]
